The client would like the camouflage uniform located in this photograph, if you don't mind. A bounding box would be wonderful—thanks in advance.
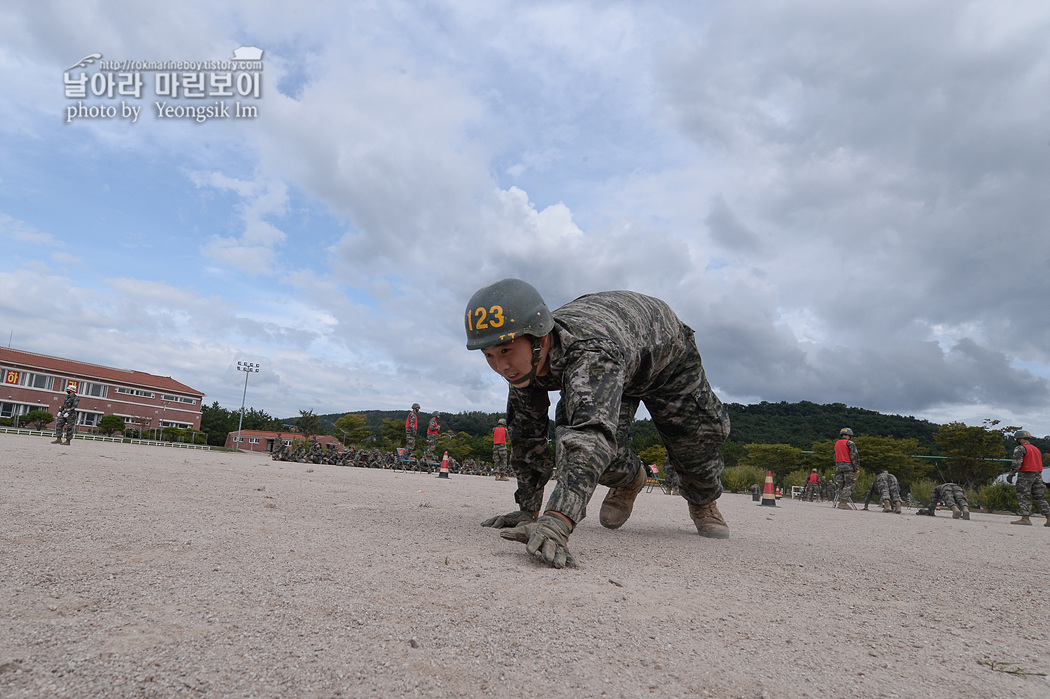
[492,423,509,480]
[864,471,902,509]
[930,483,967,512]
[426,415,440,463]
[405,409,420,459]
[1011,444,1050,517]
[506,291,729,524]
[834,437,860,502]
[54,391,80,441]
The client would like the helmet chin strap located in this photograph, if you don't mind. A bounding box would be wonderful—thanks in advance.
[507,336,545,388]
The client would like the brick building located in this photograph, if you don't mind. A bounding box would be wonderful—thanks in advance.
[224,429,342,453]
[0,347,205,436]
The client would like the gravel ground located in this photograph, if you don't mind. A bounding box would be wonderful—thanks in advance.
[2,433,1049,699]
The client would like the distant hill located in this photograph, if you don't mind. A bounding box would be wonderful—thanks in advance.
[294,400,945,450]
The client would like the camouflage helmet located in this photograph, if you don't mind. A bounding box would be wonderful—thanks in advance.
[433,411,440,417]
[1014,430,1033,441]
[412,403,420,410]
[497,418,506,426]
[464,278,554,350]
[839,427,853,436]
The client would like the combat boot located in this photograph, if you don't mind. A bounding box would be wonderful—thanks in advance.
[599,466,646,529]
[893,502,902,514]
[1044,514,1050,527]
[836,499,852,510]
[881,499,892,512]
[1010,516,1032,526]
[951,506,961,519]
[51,437,63,444]
[688,502,730,539]
[961,506,970,520]
[63,437,71,445]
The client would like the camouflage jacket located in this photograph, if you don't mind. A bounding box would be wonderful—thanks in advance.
[506,290,701,512]
[58,393,80,416]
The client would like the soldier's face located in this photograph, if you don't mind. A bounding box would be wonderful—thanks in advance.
[482,336,546,388]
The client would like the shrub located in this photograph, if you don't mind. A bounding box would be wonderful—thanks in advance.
[974,482,1018,514]
[23,410,54,430]
[910,478,935,508]
[0,417,12,427]
[722,465,765,493]
[98,415,125,436]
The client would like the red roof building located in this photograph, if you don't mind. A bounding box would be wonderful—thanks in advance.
[224,429,342,453]
[0,347,205,435]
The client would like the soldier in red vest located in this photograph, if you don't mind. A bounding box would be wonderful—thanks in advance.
[404,403,420,460]
[834,428,860,510]
[804,468,820,501]
[492,418,510,481]
[425,411,441,463]
[1007,430,1050,526]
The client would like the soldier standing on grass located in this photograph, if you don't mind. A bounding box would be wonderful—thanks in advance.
[52,385,79,445]
[466,278,730,569]
[1007,430,1050,527]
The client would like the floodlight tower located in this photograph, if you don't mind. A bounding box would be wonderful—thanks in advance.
[235,360,261,450]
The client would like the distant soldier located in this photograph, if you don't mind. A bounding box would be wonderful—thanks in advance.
[862,471,902,513]
[803,469,820,501]
[834,428,860,510]
[426,411,441,463]
[405,403,421,460]
[52,385,80,445]
[919,483,969,519]
[492,418,510,481]
[1007,430,1050,526]
[663,454,680,495]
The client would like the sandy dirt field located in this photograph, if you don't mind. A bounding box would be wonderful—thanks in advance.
[2,433,1049,699]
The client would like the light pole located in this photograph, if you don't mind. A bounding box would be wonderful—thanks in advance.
[235,360,261,451]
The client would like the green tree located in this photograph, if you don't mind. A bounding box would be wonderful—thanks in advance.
[294,409,322,439]
[739,443,804,483]
[333,413,371,446]
[852,436,935,491]
[933,420,1014,488]
[98,415,125,436]
[23,410,54,430]
[639,445,667,473]
[378,418,404,453]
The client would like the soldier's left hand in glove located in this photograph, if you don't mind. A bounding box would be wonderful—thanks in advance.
[481,510,537,528]
[500,513,578,569]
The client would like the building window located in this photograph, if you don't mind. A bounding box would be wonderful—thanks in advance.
[78,412,101,427]
[18,372,53,390]
[78,382,107,398]
[115,387,155,398]
[179,397,196,405]
[248,437,259,444]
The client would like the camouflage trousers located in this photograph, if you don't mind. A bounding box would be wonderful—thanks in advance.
[544,341,729,522]
[833,464,857,501]
[405,430,417,458]
[803,482,820,501]
[426,434,438,462]
[938,485,967,510]
[876,478,902,506]
[1014,472,1050,516]
[492,444,508,476]
[54,414,76,440]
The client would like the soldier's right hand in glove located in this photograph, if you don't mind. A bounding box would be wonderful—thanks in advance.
[480,510,537,528]
[500,513,578,569]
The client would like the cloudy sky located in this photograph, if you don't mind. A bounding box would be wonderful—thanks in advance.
[2,1,1049,436]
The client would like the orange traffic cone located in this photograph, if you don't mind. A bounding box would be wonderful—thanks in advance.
[760,471,777,507]
[438,451,450,479]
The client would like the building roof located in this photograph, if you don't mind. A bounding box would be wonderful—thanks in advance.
[0,346,204,397]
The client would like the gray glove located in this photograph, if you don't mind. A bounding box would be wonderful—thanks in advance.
[500,514,577,569]
[481,510,536,529]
